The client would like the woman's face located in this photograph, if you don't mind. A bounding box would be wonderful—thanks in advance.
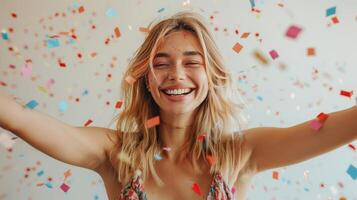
[147,30,209,115]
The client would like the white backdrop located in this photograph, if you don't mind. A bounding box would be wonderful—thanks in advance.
[1,0,357,199]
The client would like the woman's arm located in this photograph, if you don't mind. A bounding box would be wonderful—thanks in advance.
[0,91,117,171]
[240,105,357,173]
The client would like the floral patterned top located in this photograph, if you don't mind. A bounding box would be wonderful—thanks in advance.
[119,169,235,200]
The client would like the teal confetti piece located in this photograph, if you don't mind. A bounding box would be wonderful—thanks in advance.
[346,164,357,180]
[44,182,53,188]
[326,6,336,17]
[37,170,44,176]
[1,31,9,40]
[249,0,255,8]
[106,8,117,17]
[158,8,165,13]
[59,101,68,112]
[47,38,60,48]
[25,100,39,109]
[257,96,263,101]
[94,194,99,200]
[82,89,89,96]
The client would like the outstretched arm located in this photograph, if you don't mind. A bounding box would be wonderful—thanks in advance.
[0,91,117,171]
[242,105,357,173]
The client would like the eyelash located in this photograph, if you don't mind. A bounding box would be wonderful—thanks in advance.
[154,63,201,67]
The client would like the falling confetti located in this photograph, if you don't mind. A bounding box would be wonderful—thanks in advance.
[146,116,160,128]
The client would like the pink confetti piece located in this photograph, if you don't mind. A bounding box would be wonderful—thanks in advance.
[60,183,70,192]
[269,50,279,59]
[162,147,171,151]
[310,119,323,131]
[84,119,93,127]
[20,62,32,77]
[285,25,302,39]
[191,183,203,196]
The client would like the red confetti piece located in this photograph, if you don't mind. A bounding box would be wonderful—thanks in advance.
[272,171,279,180]
[340,90,353,98]
[146,116,160,128]
[348,144,356,151]
[11,13,17,18]
[191,183,203,196]
[0,81,7,87]
[232,42,243,53]
[115,101,123,109]
[84,119,93,127]
[316,112,329,123]
[114,27,121,38]
[197,134,205,141]
[331,16,339,24]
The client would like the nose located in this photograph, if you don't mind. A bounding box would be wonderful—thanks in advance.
[167,63,186,80]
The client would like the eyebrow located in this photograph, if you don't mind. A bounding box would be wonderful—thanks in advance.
[154,51,203,59]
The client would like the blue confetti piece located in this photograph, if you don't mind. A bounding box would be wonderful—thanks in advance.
[94,194,99,200]
[25,100,39,109]
[249,0,255,8]
[37,170,44,176]
[1,31,9,40]
[326,6,336,17]
[47,38,60,48]
[106,8,117,17]
[82,89,89,96]
[257,96,263,101]
[44,182,53,188]
[346,164,357,180]
[158,8,165,13]
[59,101,68,112]
[154,153,162,160]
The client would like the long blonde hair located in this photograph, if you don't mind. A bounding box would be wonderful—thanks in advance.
[110,11,248,186]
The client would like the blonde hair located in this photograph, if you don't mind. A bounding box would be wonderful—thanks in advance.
[110,11,248,186]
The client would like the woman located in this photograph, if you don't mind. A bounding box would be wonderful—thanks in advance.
[0,11,356,200]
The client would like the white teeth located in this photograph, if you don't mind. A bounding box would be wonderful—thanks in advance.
[164,88,192,95]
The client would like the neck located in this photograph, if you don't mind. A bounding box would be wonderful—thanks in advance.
[158,111,196,162]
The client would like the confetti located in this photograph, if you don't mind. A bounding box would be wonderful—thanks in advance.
[60,183,70,192]
[253,50,269,65]
[20,62,32,77]
[84,119,93,127]
[346,164,357,180]
[348,144,356,151]
[106,8,117,17]
[154,153,163,160]
[44,182,53,188]
[146,116,160,128]
[114,27,121,38]
[206,155,216,166]
[78,6,85,13]
[197,134,205,141]
[316,112,329,123]
[1,30,9,40]
[232,42,243,53]
[269,50,279,59]
[340,90,353,98]
[326,6,336,17]
[310,119,323,131]
[59,101,68,112]
[158,8,165,13]
[37,170,44,176]
[64,169,71,179]
[115,101,123,109]
[240,32,250,38]
[47,38,60,48]
[307,48,315,56]
[162,147,171,151]
[192,183,203,196]
[331,16,339,24]
[272,171,279,180]
[139,27,150,33]
[285,25,302,39]
[125,75,136,85]
[25,100,39,109]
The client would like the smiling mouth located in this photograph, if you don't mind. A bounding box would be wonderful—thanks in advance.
[161,88,195,96]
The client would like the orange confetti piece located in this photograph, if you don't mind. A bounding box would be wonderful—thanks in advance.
[63,169,71,179]
[90,52,97,57]
[139,27,150,33]
[125,75,136,85]
[114,27,121,38]
[78,6,85,13]
[192,183,203,196]
[146,116,160,128]
[115,101,123,109]
[307,48,315,56]
[36,182,44,186]
[197,134,205,141]
[84,119,93,127]
[272,171,279,180]
[254,50,269,65]
[206,155,216,166]
[240,32,250,38]
[232,42,243,53]
[340,90,353,98]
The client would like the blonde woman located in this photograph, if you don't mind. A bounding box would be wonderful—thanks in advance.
[1,11,357,200]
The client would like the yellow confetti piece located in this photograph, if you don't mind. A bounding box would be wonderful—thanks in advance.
[253,50,269,65]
